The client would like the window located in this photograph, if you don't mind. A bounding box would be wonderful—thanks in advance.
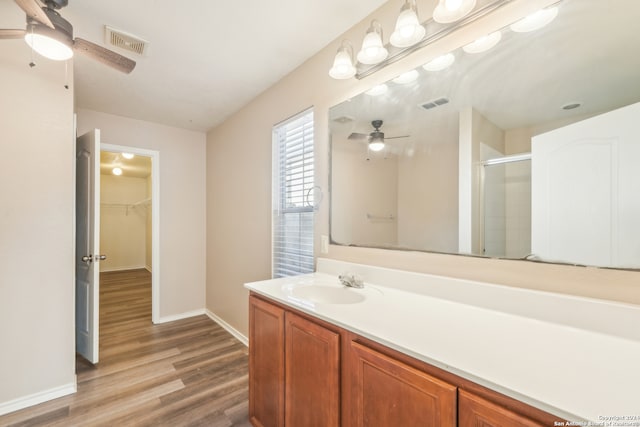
[272,109,314,278]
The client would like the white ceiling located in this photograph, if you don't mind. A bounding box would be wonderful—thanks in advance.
[0,0,387,132]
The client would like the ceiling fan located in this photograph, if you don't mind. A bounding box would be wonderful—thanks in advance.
[348,119,409,152]
[0,0,136,74]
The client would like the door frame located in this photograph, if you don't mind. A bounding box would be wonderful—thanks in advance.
[101,143,161,324]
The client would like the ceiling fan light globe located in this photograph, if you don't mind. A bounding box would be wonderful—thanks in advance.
[369,141,385,151]
[25,32,73,60]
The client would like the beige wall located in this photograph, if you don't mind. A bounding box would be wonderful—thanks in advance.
[331,146,398,246]
[0,43,75,406]
[206,0,639,338]
[146,175,153,271]
[100,174,148,272]
[77,109,206,319]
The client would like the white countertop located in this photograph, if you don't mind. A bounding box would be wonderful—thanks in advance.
[245,259,640,423]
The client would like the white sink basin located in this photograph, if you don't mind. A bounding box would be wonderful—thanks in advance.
[290,285,366,305]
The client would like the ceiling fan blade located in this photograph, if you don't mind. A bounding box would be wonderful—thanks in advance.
[348,132,368,140]
[14,0,55,29]
[386,135,410,140]
[73,38,136,74]
[0,29,27,39]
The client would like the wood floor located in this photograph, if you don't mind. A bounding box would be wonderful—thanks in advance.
[0,269,250,427]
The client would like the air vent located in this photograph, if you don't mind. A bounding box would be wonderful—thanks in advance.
[420,97,450,110]
[332,115,355,124]
[105,26,149,56]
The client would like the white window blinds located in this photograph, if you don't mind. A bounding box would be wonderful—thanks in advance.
[272,109,314,278]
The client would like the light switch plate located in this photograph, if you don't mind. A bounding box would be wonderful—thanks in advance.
[321,235,329,254]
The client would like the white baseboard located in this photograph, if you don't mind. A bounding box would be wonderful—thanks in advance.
[145,265,152,273]
[0,381,76,416]
[100,265,147,273]
[155,308,206,324]
[206,309,249,347]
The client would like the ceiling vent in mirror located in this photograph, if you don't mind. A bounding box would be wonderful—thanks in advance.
[332,115,355,124]
[420,97,450,110]
[105,26,149,56]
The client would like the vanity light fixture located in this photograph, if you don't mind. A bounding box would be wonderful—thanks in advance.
[509,7,559,33]
[422,53,455,71]
[462,31,502,54]
[25,20,73,61]
[122,152,134,159]
[329,40,357,79]
[392,69,419,84]
[112,167,123,176]
[357,20,388,65]
[366,83,389,96]
[432,0,477,24]
[390,0,426,48]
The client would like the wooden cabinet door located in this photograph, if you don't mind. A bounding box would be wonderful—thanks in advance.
[249,296,285,427]
[459,389,545,427]
[285,311,340,427]
[349,341,456,427]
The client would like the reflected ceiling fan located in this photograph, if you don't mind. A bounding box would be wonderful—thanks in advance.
[348,119,409,152]
[0,0,136,74]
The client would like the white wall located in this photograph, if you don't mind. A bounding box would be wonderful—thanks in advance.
[77,109,206,319]
[206,0,640,340]
[100,174,148,272]
[0,43,75,409]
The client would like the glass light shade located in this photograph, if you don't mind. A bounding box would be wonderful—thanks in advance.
[462,31,502,54]
[432,0,477,24]
[357,22,388,65]
[366,84,389,96]
[390,1,426,48]
[510,7,558,33]
[329,42,356,79]
[369,138,385,152]
[25,32,73,61]
[423,53,455,71]
[112,167,123,176]
[122,153,135,159]
[392,69,419,84]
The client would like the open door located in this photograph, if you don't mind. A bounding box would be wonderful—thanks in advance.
[75,130,103,363]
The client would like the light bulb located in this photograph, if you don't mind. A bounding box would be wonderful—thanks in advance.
[445,0,462,11]
[357,21,388,65]
[112,167,123,176]
[433,0,476,24]
[390,1,425,48]
[369,140,385,151]
[423,53,455,71]
[462,31,502,54]
[510,7,558,33]
[329,41,356,79]
[392,69,419,84]
[122,153,135,159]
[24,33,73,61]
[366,84,389,96]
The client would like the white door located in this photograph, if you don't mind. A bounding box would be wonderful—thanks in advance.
[76,130,102,363]
[531,102,640,268]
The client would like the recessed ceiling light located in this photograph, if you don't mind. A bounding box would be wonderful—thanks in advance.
[122,153,134,159]
[510,7,558,33]
[463,31,502,54]
[112,167,123,176]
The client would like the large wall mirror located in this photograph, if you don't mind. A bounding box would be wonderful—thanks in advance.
[329,0,640,269]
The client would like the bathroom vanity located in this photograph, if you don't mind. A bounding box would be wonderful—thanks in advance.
[245,259,640,426]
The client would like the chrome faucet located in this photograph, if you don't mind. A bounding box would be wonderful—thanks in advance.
[339,273,364,289]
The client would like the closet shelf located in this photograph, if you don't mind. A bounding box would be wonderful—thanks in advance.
[101,197,151,215]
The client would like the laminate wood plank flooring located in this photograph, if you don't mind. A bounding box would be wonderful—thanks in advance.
[0,269,250,427]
